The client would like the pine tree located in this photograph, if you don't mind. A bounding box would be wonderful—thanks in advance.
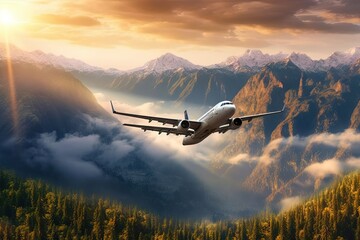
[241,220,248,240]
[287,211,296,240]
[269,216,278,240]
[34,198,47,240]
[251,219,261,240]
[356,213,360,240]
[92,200,106,240]
[304,205,314,239]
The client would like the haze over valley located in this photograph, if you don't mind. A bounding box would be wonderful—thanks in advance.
[0,44,359,220]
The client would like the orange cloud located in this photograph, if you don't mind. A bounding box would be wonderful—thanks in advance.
[36,14,100,27]
[17,0,360,49]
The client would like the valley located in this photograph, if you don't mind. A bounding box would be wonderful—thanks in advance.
[0,45,359,220]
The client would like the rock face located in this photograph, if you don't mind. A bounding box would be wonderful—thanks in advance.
[107,68,250,105]
[0,61,111,142]
[350,100,360,129]
[0,61,219,218]
[216,58,360,204]
[130,53,202,73]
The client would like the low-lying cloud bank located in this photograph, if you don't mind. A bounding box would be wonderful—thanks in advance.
[0,111,262,218]
[304,157,360,179]
[100,98,360,216]
[226,128,360,211]
[3,92,360,218]
[229,128,360,167]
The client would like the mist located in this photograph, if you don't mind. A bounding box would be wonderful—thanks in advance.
[92,90,360,216]
[1,87,359,219]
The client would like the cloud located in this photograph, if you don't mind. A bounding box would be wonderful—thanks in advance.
[98,139,135,162]
[280,196,303,211]
[346,157,360,168]
[241,129,360,166]
[36,14,101,27]
[228,153,253,164]
[304,158,343,178]
[10,109,261,217]
[317,0,360,17]
[304,157,360,179]
[309,128,360,150]
[26,132,104,180]
[83,0,360,35]
[23,0,360,49]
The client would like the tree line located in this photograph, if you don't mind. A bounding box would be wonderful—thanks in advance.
[0,170,359,239]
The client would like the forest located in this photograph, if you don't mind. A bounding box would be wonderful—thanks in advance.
[0,170,359,240]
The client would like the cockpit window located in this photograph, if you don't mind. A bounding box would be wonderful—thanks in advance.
[221,102,233,106]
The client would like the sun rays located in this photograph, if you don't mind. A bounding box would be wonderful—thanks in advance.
[1,8,20,138]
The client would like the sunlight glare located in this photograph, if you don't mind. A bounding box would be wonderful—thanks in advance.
[0,9,15,26]
[1,8,20,138]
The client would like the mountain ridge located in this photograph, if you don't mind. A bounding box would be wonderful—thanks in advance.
[2,43,360,74]
[0,60,220,218]
[214,58,360,206]
[129,52,202,73]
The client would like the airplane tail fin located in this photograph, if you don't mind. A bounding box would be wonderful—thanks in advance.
[184,110,189,120]
[110,100,115,113]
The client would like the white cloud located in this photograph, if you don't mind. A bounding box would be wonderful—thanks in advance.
[346,157,360,169]
[28,132,104,180]
[228,153,254,164]
[233,129,360,166]
[280,196,303,211]
[98,139,135,162]
[304,157,360,179]
[304,158,343,178]
[309,129,360,149]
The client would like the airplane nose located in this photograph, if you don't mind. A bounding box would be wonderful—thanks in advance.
[227,105,236,115]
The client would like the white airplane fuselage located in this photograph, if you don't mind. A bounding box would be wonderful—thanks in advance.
[110,99,284,146]
[182,102,236,145]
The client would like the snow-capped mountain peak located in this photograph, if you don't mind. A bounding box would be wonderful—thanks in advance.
[218,47,360,72]
[323,47,360,69]
[219,49,287,71]
[0,43,108,72]
[131,53,201,73]
[287,52,317,71]
[2,43,360,74]
[345,47,360,56]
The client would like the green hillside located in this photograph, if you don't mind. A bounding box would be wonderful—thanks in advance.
[0,170,359,239]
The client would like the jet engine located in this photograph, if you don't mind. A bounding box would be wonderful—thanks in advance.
[177,120,190,132]
[229,118,242,129]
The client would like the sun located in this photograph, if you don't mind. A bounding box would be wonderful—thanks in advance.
[0,9,15,26]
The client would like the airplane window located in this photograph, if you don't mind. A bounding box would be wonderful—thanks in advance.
[221,102,233,106]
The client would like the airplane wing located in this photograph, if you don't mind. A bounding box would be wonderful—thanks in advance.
[240,105,285,122]
[213,105,285,133]
[123,123,194,136]
[110,101,202,130]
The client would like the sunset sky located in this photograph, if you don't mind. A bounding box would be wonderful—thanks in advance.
[1,0,360,70]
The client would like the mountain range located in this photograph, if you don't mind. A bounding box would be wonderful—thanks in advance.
[218,58,360,203]
[3,44,360,73]
[3,44,359,106]
[1,43,360,218]
[0,59,223,218]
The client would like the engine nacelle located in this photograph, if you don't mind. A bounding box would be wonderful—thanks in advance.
[177,120,190,132]
[229,118,242,129]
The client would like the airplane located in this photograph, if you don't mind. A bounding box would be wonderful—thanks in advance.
[110,101,285,145]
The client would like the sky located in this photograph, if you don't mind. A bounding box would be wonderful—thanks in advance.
[0,0,360,70]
